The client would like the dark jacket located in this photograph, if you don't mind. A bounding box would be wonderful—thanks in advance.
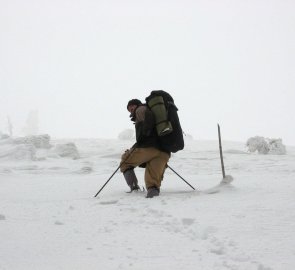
[132,105,159,149]
[131,105,171,155]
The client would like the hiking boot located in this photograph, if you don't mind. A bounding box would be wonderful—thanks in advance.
[123,169,140,192]
[146,187,160,198]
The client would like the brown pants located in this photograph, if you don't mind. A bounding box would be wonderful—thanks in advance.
[120,147,170,189]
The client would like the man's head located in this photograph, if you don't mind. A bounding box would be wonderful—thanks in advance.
[127,99,142,114]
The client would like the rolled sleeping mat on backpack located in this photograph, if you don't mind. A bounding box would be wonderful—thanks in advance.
[147,95,173,136]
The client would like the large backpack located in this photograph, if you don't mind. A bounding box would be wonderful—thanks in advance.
[145,90,184,153]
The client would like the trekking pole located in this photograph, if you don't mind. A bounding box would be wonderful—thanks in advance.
[167,165,196,190]
[94,148,135,197]
[94,165,121,197]
[217,123,226,179]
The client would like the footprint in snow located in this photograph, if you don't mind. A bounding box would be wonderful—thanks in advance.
[210,246,225,255]
[55,221,64,225]
[99,200,118,205]
[0,214,6,220]
[181,218,195,226]
[146,208,165,218]
[78,166,93,174]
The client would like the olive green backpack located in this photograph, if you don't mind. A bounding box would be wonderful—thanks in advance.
[145,90,184,153]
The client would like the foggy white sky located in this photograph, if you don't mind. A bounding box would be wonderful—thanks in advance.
[1,0,295,145]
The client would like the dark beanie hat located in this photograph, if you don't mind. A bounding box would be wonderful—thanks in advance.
[127,99,142,109]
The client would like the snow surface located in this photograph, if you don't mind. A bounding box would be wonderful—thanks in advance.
[1,138,295,270]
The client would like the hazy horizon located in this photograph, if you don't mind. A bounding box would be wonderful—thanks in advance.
[1,0,295,145]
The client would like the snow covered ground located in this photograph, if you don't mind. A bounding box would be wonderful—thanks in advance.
[0,138,295,270]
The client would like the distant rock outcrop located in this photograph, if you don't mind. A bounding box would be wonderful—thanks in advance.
[0,132,10,140]
[184,133,194,141]
[53,143,80,159]
[13,134,52,149]
[118,129,134,140]
[0,134,80,161]
[0,144,36,160]
[246,136,286,155]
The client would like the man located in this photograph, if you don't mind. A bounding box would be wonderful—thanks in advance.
[120,99,170,198]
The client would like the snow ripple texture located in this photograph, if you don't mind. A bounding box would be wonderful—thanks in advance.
[0,138,294,270]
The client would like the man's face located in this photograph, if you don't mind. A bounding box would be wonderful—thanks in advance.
[127,105,137,115]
